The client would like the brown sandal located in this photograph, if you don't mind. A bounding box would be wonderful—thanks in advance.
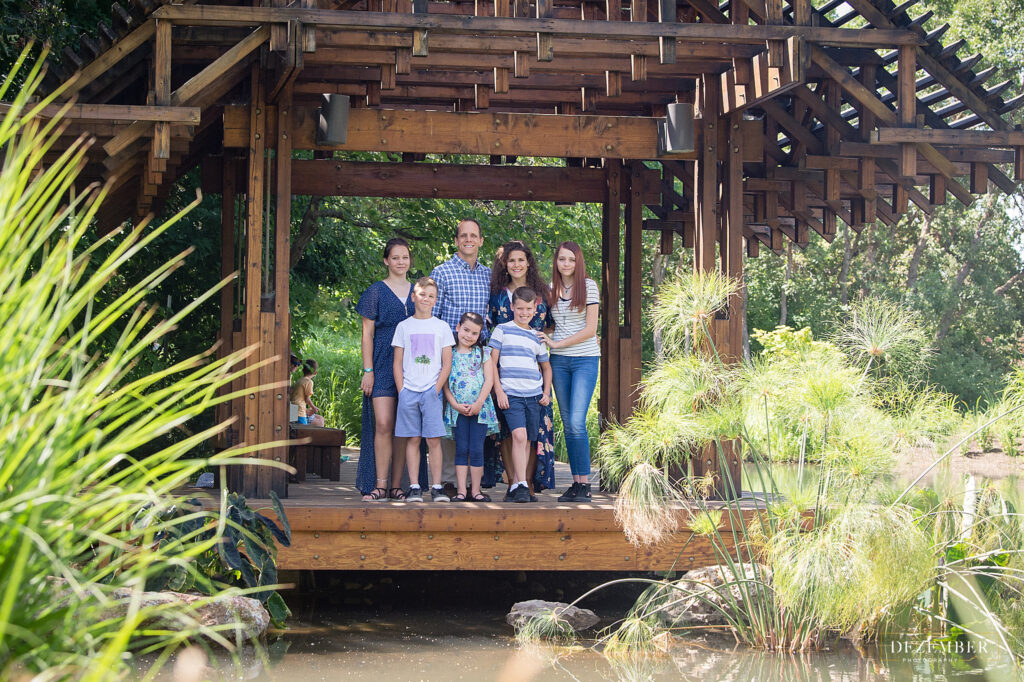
[388,487,407,501]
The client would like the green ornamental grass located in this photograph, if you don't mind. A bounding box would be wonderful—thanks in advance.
[0,52,285,679]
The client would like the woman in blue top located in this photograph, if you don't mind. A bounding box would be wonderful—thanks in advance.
[355,238,417,501]
[486,241,555,495]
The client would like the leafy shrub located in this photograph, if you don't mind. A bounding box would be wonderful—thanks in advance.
[137,492,293,626]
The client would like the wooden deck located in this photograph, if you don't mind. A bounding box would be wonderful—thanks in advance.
[226,450,760,572]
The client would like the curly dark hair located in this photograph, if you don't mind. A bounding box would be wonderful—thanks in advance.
[490,240,549,301]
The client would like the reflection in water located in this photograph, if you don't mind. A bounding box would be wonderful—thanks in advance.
[174,607,1007,682]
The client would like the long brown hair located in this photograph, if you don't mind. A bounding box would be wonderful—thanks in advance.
[490,241,549,301]
[550,241,588,312]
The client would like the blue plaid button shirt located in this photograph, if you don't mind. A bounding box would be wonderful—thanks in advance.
[431,253,492,337]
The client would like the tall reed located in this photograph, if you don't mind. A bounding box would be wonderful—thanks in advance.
[0,53,282,679]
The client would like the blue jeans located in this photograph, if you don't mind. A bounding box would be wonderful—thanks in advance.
[452,414,487,467]
[549,354,598,477]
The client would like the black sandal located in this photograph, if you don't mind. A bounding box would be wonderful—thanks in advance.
[388,487,407,501]
[470,492,491,502]
[450,493,467,502]
[364,487,388,502]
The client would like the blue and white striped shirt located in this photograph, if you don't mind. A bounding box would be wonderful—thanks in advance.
[489,321,549,397]
[431,253,492,337]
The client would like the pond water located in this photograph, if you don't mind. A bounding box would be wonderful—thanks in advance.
[237,601,1012,681]
[163,465,1024,681]
[160,565,1018,682]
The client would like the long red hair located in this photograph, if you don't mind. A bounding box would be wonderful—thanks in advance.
[549,241,588,312]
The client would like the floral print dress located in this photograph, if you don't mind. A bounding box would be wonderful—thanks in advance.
[444,346,499,437]
[485,288,555,491]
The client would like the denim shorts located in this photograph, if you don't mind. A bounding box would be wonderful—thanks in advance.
[395,387,446,439]
[502,394,542,441]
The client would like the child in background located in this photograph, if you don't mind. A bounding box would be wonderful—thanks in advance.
[392,277,455,502]
[489,286,552,504]
[290,359,325,427]
[443,312,499,502]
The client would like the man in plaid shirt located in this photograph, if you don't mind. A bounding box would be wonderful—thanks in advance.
[431,218,491,338]
[430,218,491,494]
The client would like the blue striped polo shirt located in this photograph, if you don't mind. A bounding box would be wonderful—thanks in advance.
[488,321,549,397]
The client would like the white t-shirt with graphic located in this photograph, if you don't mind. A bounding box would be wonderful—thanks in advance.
[392,315,455,393]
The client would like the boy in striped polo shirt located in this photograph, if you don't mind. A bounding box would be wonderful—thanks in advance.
[489,286,552,504]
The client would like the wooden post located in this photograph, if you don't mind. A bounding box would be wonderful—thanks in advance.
[234,66,268,498]
[600,159,622,426]
[897,45,917,179]
[722,112,744,364]
[694,76,718,275]
[216,154,238,450]
[266,84,294,498]
[621,161,644,416]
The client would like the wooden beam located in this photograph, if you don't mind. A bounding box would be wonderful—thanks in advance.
[722,36,805,114]
[870,128,1024,147]
[151,5,923,47]
[280,160,622,205]
[104,25,270,157]
[842,0,1008,131]
[57,20,156,102]
[809,45,973,206]
[228,106,665,158]
[0,102,201,123]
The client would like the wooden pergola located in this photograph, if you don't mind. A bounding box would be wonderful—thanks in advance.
[30,0,1023,570]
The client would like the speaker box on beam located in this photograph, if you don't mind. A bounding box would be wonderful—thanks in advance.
[657,102,695,155]
[317,94,351,146]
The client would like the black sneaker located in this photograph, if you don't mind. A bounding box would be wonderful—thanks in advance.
[431,487,450,502]
[557,482,580,502]
[503,486,513,502]
[406,486,423,502]
[574,483,592,502]
[512,484,532,503]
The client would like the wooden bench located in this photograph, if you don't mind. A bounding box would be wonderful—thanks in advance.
[288,425,346,484]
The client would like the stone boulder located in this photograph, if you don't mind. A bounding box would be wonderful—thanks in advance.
[108,588,271,643]
[507,599,600,632]
[49,578,271,644]
[655,563,771,628]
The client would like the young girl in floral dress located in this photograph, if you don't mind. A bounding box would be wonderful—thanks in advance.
[443,312,499,502]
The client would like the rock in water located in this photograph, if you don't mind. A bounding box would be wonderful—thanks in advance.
[655,563,771,628]
[49,578,272,644]
[507,599,600,632]
[108,588,271,644]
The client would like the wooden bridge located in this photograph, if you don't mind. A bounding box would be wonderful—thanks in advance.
[245,451,755,571]
[30,0,1022,570]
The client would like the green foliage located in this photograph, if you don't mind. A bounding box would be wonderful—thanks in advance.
[294,326,364,439]
[0,2,117,83]
[138,493,293,627]
[750,325,838,361]
[0,56,282,678]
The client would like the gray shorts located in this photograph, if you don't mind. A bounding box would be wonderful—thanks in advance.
[395,387,447,439]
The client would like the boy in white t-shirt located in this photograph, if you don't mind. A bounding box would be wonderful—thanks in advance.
[393,277,456,502]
